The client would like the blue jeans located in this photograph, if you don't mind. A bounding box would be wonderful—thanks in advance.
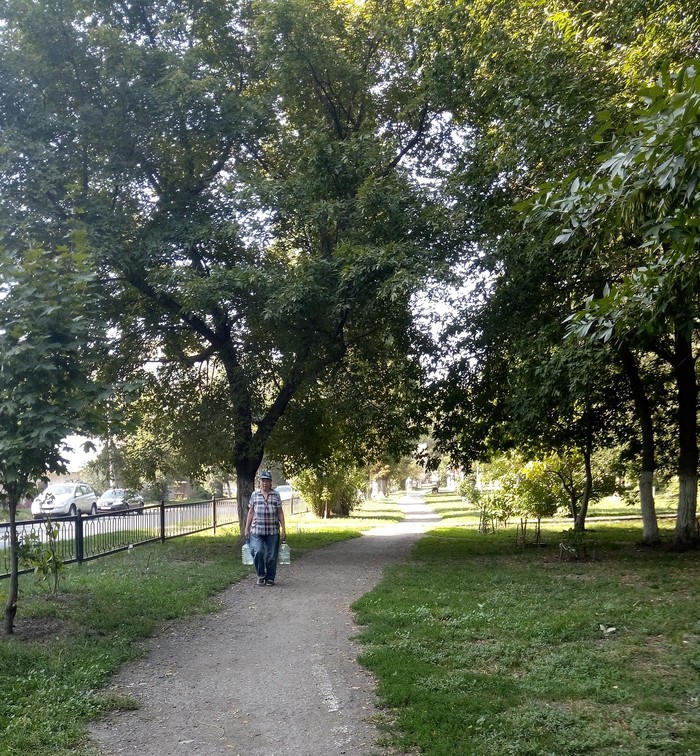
[249,533,280,582]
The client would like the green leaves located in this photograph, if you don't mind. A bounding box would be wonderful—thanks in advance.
[0,245,108,504]
[0,0,443,501]
[537,62,700,347]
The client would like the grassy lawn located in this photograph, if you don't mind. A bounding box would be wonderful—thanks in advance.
[0,497,404,756]
[4,490,698,755]
[353,492,700,755]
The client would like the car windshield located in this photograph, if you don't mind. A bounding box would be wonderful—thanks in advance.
[101,489,125,497]
[276,485,292,492]
[46,485,73,495]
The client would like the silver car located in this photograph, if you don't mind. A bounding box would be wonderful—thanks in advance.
[31,483,98,519]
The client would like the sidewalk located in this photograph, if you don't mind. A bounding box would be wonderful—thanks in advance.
[88,493,441,756]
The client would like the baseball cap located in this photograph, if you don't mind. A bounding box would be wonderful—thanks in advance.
[260,471,273,481]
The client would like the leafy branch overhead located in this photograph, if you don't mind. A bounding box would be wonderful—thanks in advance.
[536,62,700,342]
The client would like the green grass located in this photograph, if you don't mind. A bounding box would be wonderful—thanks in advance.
[4,492,698,755]
[0,498,404,756]
[353,518,700,755]
[290,495,407,532]
[423,491,482,524]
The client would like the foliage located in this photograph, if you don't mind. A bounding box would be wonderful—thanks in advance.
[424,2,700,529]
[539,61,700,343]
[386,455,426,490]
[457,476,481,507]
[468,450,618,531]
[481,489,516,531]
[0,0,449,532]
[0,243,108,632]
[510,459,563,520]
[267,336,427,480]
[3,1,698,552]
[533,60,700,544]
[17,520,64,594]
[0,247,106,497]
[293,455,366,518]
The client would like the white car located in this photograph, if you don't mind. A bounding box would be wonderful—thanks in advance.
[31,483,98,519]
[275,484,295,502]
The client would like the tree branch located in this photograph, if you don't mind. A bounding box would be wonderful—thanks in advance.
[123,271,225,350]
[377,101,431,177]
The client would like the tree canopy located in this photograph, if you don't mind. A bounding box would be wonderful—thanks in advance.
[0,0,454,526]
[419,0,700,543]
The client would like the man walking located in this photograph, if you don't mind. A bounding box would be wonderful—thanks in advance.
[244,471,286,586]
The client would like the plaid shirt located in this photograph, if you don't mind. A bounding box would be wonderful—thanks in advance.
[248,490,283,535]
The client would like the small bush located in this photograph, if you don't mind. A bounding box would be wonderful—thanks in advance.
[18,519,64,593]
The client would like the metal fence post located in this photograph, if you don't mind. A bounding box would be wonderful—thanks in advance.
[75,515,84,564]
[212,497,217,534]
[160,500,166,543]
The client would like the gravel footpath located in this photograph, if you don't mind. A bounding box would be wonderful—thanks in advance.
[88,492,440,756]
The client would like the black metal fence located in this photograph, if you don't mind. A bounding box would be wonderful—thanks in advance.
[0,495,308,580]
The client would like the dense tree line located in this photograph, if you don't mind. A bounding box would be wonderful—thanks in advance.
[417,0,700,547]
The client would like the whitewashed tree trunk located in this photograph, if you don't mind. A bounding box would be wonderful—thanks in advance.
[639,470,660,545]
[674,471,698,547]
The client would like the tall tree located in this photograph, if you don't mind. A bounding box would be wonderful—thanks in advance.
[0,246,106,634]
[420,0,700,537]
[0,0,450,530]
[539,62,700,546]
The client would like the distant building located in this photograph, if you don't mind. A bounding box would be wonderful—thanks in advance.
[171,480,193,500]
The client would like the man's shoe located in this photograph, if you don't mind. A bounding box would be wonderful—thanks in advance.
[265,580,275,586]
[256,577,266,586]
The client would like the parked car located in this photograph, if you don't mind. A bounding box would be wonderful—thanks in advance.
[31,483,98,519]
[275,484,295,502]
[96,489,145,515]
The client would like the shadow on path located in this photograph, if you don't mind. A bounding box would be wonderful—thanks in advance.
[89,491,440,756]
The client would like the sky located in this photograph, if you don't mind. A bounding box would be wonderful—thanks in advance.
[63,435,102,473]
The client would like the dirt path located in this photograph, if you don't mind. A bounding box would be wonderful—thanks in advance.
[88,492,441,756]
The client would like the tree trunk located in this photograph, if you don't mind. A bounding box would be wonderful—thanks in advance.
[574,449,593,530]
[373,477,389,497]
[618,342,660,545]
[221,342,302,537]
[647,322,698,548]
[555,470,578,521]
[676,470,698,546]
[236,459,259,537]
[4,493,20,635]
[638,470,660,545]
[672,328,698,548]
